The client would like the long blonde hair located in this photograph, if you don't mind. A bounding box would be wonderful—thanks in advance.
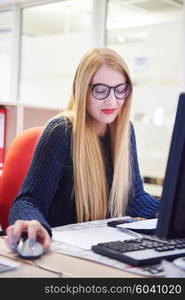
[59,48,133,222]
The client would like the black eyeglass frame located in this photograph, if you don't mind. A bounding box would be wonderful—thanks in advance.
[89,83,132,100]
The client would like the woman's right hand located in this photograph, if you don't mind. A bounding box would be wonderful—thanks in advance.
[5,220,51,252]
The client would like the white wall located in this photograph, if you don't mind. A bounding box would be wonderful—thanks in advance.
[20,31,92,108]
[109,20,183,179]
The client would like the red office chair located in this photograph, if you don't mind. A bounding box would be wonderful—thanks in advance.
[0,127,43,231]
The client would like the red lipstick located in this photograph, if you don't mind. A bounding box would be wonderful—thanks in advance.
[101,109,116,114]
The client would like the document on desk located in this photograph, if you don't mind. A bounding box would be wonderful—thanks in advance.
[51,217,165,278]
[0,259,20,273]
[52,226,137,250]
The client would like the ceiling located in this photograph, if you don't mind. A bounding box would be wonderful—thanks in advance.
[0,0,40,6]
[108,0,184,29]
[0,0,184,35]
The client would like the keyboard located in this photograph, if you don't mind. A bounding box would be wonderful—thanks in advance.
[91,236,185,266]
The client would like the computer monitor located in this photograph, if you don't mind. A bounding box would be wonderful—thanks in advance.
[155,93,185,239]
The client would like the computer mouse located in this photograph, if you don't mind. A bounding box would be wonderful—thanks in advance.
[16,236,44,259]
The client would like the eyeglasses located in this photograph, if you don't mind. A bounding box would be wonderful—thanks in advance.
[89,83,132,100]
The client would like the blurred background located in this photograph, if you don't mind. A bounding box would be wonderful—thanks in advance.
[0,0,184,198]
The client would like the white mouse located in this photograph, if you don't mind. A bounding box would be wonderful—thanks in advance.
[17,237,44,259]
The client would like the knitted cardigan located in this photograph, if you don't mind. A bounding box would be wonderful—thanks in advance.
[9,117,160,236]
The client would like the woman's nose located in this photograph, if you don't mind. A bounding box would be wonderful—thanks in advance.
[105,89,117,104]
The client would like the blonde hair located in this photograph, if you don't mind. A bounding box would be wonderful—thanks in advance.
[59,48,133,222]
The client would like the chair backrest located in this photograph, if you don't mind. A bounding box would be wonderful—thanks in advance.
[0,127,43,231]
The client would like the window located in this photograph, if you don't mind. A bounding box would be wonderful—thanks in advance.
[20,0,93,108]
[107,0,184,187]
[0,10,13,101]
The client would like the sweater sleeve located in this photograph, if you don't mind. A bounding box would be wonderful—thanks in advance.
[8,117,72,236]
[127,122,160,218]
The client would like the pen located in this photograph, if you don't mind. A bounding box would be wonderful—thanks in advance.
[116,227,142,239]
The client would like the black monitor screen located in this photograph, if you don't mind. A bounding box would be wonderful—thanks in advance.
[155,93,185,239]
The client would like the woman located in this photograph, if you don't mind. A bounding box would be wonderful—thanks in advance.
[6,48,159,252]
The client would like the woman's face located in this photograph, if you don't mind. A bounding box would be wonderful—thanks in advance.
[86,64,127,136]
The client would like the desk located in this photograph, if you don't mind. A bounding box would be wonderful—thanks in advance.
[0,237,144,278]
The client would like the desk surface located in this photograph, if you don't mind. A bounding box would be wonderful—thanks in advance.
[0,237,144,278]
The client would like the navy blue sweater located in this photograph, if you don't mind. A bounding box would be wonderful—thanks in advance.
[9,117,160,236]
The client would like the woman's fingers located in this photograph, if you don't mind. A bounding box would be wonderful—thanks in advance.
[6,220,28,250]
[27,220,51,251]
[5,220,51,252]
[6,225,18,251]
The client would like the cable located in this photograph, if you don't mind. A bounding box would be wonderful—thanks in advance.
[0,252,72,277]
[31,260,72,278]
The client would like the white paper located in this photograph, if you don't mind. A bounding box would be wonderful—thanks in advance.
[53,216,131,232]
[51,218,165,277]
[117,218,157,230]
[52,226,137,250]
[161,259,185,278]
[0,258,20,273]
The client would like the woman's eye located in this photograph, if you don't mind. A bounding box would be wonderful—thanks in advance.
[117,89,125,93]
[116,85,127,94]
[95,87,106,93]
